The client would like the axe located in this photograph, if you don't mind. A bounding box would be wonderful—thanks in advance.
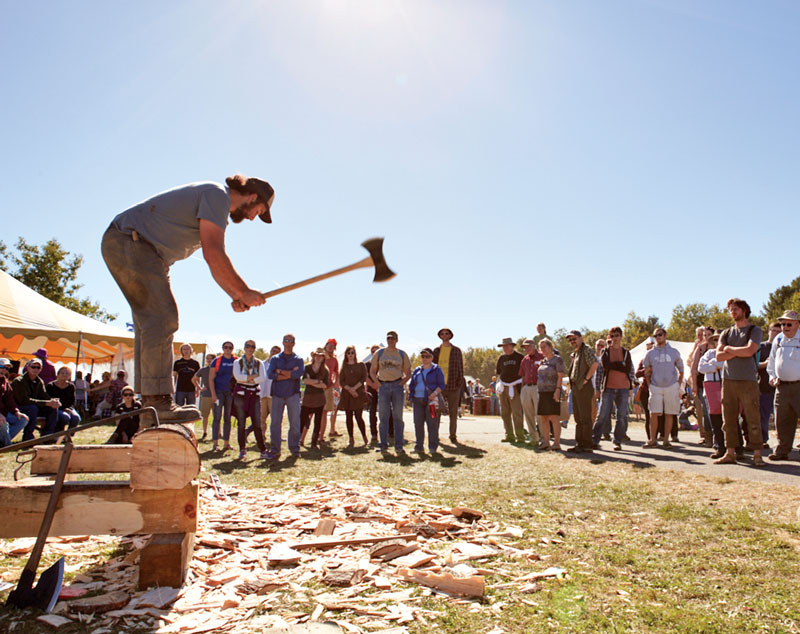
[260,237,395,300]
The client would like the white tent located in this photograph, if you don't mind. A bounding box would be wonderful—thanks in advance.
[630,338,696,374]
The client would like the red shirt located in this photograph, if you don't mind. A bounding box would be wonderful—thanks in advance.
[519,352,544,385]
[324,356,339,385]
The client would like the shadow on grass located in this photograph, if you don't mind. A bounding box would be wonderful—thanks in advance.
[439,442,488,460]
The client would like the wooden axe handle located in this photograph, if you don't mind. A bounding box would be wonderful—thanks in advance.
[261,256,373,300]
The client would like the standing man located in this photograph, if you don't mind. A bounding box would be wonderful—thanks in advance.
[370,331,411,455]
[642,328,683,448]
[592,326,635,451]
[496,337,525,443]
[433,328,464,444]
[173,343,200,406]
[767,311,800,460]
[266,334,304,459]
[192,353,217,441]
[102,175,274,422]
[714,298,764,467]
[566,330,598,453]
[758,322,781,449]
[519,339,544,447]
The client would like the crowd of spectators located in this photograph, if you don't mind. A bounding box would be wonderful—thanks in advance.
[3,297,799,471]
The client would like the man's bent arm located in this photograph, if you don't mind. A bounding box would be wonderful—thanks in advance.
[199,219,264,308]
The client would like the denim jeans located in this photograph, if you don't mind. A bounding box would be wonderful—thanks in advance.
[592,388,629,444]
[175,391,196,406]
[412,398,440,452]
[18,404,58,440]
[56,408,81,432]
[759,391,774,445]
[2,413,27,445]
[211,390,233,442]
[270,393,301,456]
[489,395,499,415]
[378,381,405,451]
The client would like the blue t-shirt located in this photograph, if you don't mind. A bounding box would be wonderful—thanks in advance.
[213,356,236,393]
[414,368,431,399]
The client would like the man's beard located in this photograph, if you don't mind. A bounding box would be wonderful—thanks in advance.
[230,199,261,223]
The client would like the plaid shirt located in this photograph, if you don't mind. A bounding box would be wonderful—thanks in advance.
[568,343,598,386]
[433,345,464,391]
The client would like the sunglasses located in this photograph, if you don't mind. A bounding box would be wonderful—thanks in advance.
[609,334,621,338]
[655,333,666,337]
[421,354,432,358]
[122,392,135,397]
[781,323,796,328]
[29,365,42,369]
[222,346,233,350]
[244,344,256,349]
[283,338,295,343]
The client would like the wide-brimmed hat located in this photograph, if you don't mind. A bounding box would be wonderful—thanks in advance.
[35,348,48,359]
[497,337,515,347]
[779,310,799,322]
[312,347,326,356]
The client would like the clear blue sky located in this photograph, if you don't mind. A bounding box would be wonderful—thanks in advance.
[2,0,798,358]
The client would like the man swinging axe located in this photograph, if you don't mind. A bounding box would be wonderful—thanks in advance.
[102,175,273,423]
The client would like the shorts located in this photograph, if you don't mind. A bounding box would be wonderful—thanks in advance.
[198,396,213,419]
[323,386,336,412]
[648,383,681,416]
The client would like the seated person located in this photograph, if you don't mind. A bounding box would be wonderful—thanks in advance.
[0,358,28,446]
[94,392,115,419]
[11,358,59,439]
[106,387,142,444]
[46,366,82,432]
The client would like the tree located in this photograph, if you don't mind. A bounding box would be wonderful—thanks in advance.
[0,237,116,323]
[762,276,800,322]
[667,303,731,341]
[621,312,664,348]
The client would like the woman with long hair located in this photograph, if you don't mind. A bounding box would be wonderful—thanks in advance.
[338,345,369,448]
[300,348,330,450]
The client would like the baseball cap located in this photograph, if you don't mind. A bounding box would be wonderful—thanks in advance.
[0,358,11,368]
[326,338,338,347]
[523,339,536,347]
[567,330,582,338]
[386,331,398,339]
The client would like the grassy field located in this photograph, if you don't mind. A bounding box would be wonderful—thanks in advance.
[2,419,800,633]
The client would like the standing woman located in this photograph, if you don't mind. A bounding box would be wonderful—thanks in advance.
[338,345,369,448]
[408,348,445,455]
[74,371,89,417]
[232,340,268,460]
[46,366,82,431]
[300,348,330,450]
[536,339,565,450]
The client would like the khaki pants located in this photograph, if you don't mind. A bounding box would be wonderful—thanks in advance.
[500,387,524,441]
[774,381,800,456]
[721,379,762,449]
[520,384,540,443]
[259,396,272,435]
[102,224,176,395]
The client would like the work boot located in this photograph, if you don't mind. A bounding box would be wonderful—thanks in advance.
[141,394,200,425]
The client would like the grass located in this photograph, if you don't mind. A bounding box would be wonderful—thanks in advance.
[1,417,800,633]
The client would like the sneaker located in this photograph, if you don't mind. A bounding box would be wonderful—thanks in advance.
[238,450,247,460]
[613,443,622,451]
[623,435,632,442]
[260,450,270,459]
[501,437,514,443]
[602,434,611,441]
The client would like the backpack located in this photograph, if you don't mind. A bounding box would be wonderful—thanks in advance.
[212,355,239,392]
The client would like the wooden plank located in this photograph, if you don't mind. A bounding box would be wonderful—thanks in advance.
[30,445,132,475]
[138,532,195,589]
[291,533,416,551]
[313,518,336,536]
[0,480,198,538]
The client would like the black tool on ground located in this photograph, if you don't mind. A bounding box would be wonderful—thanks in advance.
[260,237,396,300]
[1,407,160,612]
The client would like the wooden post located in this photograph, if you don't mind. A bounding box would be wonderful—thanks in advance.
[138,532,195,589]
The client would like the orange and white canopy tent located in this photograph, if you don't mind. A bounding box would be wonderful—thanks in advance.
[0,270,205,368]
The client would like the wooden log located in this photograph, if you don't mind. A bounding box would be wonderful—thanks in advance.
[30,445,131,475]
[397,567,485,597]
[0,480,198,538]
[68,590,131,614]
[130,424,200,490]
[138,532,195,589]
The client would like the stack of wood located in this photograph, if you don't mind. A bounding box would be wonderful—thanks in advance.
[0,481,549,633]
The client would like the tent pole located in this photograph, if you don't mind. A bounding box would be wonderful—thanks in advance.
[75,334,82,371]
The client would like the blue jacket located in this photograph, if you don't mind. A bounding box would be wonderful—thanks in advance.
[267,352,304,397]
[408,364,445,399]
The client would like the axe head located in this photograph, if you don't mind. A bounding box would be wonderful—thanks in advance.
[7,557,64,612]
[361,237,396,283]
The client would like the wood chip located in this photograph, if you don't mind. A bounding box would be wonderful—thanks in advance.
[68,590,130,614]
[397,567,485,597]
[36,614,73,628]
